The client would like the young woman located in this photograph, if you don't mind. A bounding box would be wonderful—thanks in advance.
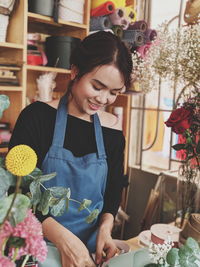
[9,31,133,267]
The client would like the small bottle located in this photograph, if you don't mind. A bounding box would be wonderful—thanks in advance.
[113,106,123,129]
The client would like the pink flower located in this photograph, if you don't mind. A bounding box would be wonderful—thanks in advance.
[9,209,48,262]
[0,256,15,267]
[0,221,13,249]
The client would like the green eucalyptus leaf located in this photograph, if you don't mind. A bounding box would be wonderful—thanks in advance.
[0,167,16,198]
[49,197,60,207]
[144,265,157,267]
[30,167,43,177]
[38,189,51,215]
[29,180,42,206]
[178,246,193,258]
[172,144,186,151]
[196,140,200,154]
[179,245,193,258]
[0,197,12,223]
[85,209,99,223]
[36,172,57,183]
[22,168,43,187]
[0,157,4,167]
[166,248,179,266]
[50,187,71,199]
[66,198,69,211]
[78,199,92,212]
[7,236,25,248]
[50,198,66,217]
[8,193,31,224]
[185,237,200,251]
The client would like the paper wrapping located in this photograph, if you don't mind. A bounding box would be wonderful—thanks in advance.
[112,25,123,38]
[122,30,144,47]
[91,1,115,17]
[109,8,129,29]
[91,0,125,9]
[90,15,112,31]
[128,20,148,32]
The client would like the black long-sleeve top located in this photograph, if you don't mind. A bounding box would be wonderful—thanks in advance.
[9,101,125,221]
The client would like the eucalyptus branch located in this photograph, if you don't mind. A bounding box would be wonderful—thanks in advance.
[0,176,22,227]
[69,198,91,213]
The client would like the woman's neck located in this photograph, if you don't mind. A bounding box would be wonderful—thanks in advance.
[67,100,92,122]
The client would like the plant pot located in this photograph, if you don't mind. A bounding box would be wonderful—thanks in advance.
[45,36,81,69]
[28,0,54,17]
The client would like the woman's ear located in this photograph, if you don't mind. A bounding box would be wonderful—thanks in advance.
[71,65,79,80]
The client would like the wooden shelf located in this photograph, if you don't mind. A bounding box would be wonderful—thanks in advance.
[27,65,71,74]
[0,86,23,92]
[0,42,24,49]
[28,12,87,29]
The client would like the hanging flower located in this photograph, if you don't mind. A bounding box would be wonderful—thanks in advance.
[132,23,200,93]
[5,145,37,176]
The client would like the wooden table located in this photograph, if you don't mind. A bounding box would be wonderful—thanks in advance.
[124,236,142,251]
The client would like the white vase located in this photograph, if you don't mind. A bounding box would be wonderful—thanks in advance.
[0,14,9,42]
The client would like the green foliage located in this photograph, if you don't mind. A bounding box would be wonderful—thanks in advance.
[196,140,200,154]
[78,199,92,212]
[166,248,179,266]
[7,236,25,248]
[0,167,16,199]
[165,237,200,267]
[86,209,100,223]
[172,144,186,151]
[0,157,99,226]
[0,193,30,225]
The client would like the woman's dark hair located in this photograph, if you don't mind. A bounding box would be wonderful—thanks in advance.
[70,31,133,89]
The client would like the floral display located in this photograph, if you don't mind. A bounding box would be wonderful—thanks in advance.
[0,210,47,266]
[132,23,200,93]
[165,89,200,227]
[0,145,99,266]
[5,145,37,177]
[145,237,200,267]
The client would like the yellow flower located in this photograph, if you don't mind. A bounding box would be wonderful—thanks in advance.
[5,145,37,176]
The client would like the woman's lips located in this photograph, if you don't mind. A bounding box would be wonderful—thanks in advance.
[88,101,102,111]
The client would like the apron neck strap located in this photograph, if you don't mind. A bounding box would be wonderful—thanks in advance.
[52,94,106,159]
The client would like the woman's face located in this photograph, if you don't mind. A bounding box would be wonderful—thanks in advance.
[69,64,125,117]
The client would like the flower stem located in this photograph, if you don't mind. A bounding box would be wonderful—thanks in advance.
[11,247,19,262]
[0,176,22,226]
[69,198,91,213]
[21,254,30,267]
[1,237,8,256]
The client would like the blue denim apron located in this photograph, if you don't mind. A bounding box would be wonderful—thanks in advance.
[41,94,108,253]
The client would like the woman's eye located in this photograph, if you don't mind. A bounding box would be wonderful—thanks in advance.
[110,91,120,96]
[92,85,101,91]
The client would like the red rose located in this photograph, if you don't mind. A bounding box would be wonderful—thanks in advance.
[165,107,193,134]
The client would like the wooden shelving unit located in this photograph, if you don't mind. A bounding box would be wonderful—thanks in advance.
[0,43,24,49]
[0,0,131,172]
[27,65,71,74]
[0,0,91,132]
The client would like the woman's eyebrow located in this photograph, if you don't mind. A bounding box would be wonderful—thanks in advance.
[92,79,124,91]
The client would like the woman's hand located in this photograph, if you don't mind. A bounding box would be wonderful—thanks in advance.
[42,217,95,267]
[95,213,117,265]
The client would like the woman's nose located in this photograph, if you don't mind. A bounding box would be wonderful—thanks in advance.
[95,91,109,104]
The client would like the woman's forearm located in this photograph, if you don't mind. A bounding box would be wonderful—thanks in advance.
[99,213,114,234]
[42,217,71,246]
